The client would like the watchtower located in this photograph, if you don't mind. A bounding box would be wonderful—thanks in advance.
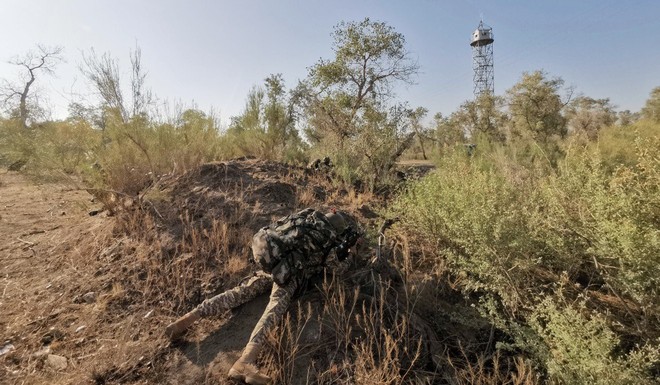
[470,20,494,96]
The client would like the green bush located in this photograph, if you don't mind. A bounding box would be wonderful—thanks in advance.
[487,294,659,385]
[0,118,34,167]
[390,148,543,307]
[529,297,658,385]
[0,117,100,181]
[535,135,659,304]
[390,127,659,383]
[597,119,659,172]
[91,108,225,194]
[392,129,659,304]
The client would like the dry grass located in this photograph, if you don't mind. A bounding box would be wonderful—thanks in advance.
[261,273,435,385]
[447,347,540,385]
[1,159,545,385]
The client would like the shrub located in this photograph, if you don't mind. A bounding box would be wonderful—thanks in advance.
[0,117,100,182]
[535,135,660,304]
[90,109,225,194]
[390,130,659,384]
[597,119,659,172]
[501,295,659,385]
[389,148,543,307]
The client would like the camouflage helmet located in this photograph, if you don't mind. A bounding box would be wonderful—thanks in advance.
[325,212,347,233]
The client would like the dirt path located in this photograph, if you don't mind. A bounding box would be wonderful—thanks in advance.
[168,295,271,384]
[0,172,113,384]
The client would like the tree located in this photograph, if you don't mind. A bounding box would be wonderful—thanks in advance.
[79,47,157,188]
[565,96,616,140]
[350,102,419,189]
[449,92,508,143]
[228,74,303,161]
[432,112,465,150]
[641,86,660,122]
[408,106,430,159]
[80,46,153,125]
[298,18,419,146]
[263,74,299,153]
[296,18,419,188]
[506,71,570,141]
[616,110,640,127]
[1,45,64,128]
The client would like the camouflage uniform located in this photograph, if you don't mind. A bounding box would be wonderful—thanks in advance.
[194,209,351,346]
[196,271,272,318]
[308,156,333,172]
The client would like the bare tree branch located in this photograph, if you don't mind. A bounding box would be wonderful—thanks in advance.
[80,49,127,122]
[1,45,64,127]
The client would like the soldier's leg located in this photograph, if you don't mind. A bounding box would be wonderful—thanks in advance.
[196,271,272,317]
[228,278,299,385]
[165,271,272,340]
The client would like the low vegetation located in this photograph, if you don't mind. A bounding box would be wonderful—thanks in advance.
[1,17,659,385]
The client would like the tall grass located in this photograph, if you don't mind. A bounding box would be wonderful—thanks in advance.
[262,276,429,385]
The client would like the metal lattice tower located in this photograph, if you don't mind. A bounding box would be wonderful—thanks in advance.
[470,20,494,96]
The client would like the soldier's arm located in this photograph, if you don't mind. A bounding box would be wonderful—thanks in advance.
[328,232,361,275]
[327,248,353,275]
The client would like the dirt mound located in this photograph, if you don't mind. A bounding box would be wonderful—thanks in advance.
[1,158,442,385]
[149,158,340,235]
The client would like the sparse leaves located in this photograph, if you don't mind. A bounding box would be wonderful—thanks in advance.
[298,18,420,190]
[1,44,64,128]
[641,86,660,122]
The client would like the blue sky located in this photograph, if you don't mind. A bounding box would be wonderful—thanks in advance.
[0,0,658,125]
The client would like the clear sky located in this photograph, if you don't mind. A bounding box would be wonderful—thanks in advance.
[0,0,658,125]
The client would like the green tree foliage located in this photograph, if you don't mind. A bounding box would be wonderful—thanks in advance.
[504,71,571,167]
[565,96,616,140]
[296,18,419,189]
[431,112,466,151]
[616,109,640,126]
[227,74,305,162]
[447,92,508,143]
[507,71,568,141]
[407,106,430,160]
[351,103,420,189]
[640,86,660,122]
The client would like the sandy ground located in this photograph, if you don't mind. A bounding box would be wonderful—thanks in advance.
[0,171,305,384]
[0,171,110,383]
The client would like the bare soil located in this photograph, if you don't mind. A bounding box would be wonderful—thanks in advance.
[0,170,268,384]
[0,160,391,385]
[1,171,114,384]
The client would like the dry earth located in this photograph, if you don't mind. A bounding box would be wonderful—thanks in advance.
[0,170,276,385]
[0,160,389,385]
[0,158,440,385]
[1,171,115,384]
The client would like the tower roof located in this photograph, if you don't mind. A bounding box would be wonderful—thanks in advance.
[470,21,494,47]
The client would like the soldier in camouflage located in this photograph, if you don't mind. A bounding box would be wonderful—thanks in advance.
[165,209,356,385]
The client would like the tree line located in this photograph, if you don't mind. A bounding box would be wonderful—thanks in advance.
[0,18,658,192]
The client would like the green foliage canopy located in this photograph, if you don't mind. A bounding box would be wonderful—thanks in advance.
[641,86,660,122]
[506,71,568,141]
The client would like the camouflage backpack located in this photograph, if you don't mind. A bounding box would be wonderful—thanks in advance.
[251,208,340,285]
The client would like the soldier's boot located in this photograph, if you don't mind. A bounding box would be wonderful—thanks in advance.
[228,342,271,385]
[164,309,201,340]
